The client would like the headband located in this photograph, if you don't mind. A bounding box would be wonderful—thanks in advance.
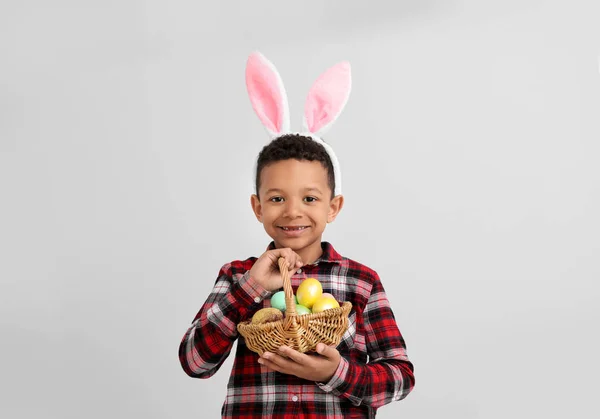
[245,51,352,197]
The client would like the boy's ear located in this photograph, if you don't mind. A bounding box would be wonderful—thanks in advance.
[250,194,263,223]
[327,195,344,223]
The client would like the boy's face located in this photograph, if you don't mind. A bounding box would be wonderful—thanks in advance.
[251,159,343,260]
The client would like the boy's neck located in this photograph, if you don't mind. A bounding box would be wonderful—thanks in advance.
[273,239,323,266]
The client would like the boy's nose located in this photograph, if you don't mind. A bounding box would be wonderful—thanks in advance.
[283,200,302,218]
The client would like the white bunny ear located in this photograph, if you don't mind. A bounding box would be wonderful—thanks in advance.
[245,51,290,137]
[302,61,352,136]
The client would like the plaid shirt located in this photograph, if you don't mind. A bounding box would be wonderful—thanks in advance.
[179,242,415,418]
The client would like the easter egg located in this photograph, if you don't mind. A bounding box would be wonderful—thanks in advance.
[295,304,312,315]
[270,291,297,311]
[296,278,323,309]
[311,294,340,313]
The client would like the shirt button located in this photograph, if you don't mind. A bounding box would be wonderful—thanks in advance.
[291,395,299,402]
[296,269,302,274]
[254,297,261,303]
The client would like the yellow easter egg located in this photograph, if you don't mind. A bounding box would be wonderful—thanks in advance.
[311,294,340,313]
[296,278,323,309]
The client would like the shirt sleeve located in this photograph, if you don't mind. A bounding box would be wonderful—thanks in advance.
[178,265,271,378]
[316,272,415,408]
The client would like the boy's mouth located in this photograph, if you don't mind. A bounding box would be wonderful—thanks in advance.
[278,226,309,231]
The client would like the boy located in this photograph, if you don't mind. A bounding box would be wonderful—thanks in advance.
[179,53,415,418]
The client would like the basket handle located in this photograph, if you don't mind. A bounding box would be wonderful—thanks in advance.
[278,257,297,317]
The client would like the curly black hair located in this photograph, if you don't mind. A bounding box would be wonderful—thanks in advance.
[255,134,335,199]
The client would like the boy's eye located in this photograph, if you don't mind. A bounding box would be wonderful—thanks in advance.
[304,196,317,203]
[269,196,283,203]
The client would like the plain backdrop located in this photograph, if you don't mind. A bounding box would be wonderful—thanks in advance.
[1,1,599,418]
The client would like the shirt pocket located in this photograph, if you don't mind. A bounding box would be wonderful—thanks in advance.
[336,310,357,353]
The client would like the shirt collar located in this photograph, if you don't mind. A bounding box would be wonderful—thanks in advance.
[266,241,342,265]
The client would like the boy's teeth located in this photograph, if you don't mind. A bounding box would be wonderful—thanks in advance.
[282,226,306,231]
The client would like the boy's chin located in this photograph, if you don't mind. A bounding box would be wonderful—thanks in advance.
[270,234,321,250]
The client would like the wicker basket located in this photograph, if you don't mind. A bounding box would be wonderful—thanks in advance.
[237,257,352,355]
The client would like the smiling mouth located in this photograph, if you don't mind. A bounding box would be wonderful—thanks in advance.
[279,226,309,231]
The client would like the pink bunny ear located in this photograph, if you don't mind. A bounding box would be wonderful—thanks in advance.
[303,61,352,136]
[245,52,290,137]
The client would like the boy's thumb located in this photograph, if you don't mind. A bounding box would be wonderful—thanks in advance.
[316,343,331,356]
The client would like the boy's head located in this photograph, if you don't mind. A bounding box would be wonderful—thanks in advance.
[251,134,344,259]
[244,52,351,261]
[255,134,335,200]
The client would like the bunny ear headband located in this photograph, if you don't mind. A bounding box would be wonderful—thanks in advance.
[245,51,352,196]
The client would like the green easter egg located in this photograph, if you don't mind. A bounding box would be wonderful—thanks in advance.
[295,304,311,315]
[270,291,286,311]
[270,291,298,311]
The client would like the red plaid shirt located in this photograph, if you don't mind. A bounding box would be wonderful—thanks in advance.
[179,242,415,418]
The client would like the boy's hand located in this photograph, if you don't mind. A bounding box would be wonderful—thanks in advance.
[257,344,341,383]
[249,248,303,292]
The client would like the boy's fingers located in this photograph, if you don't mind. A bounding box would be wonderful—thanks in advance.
[285,250,300,269]
[278,346,310,365]
[262,352,294,371]
[316,343,339,360]
[258,358,279,373]
[269,248,302,270]
[266,250,289,268]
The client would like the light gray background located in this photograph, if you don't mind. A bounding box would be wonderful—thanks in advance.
[1,1,599,418]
